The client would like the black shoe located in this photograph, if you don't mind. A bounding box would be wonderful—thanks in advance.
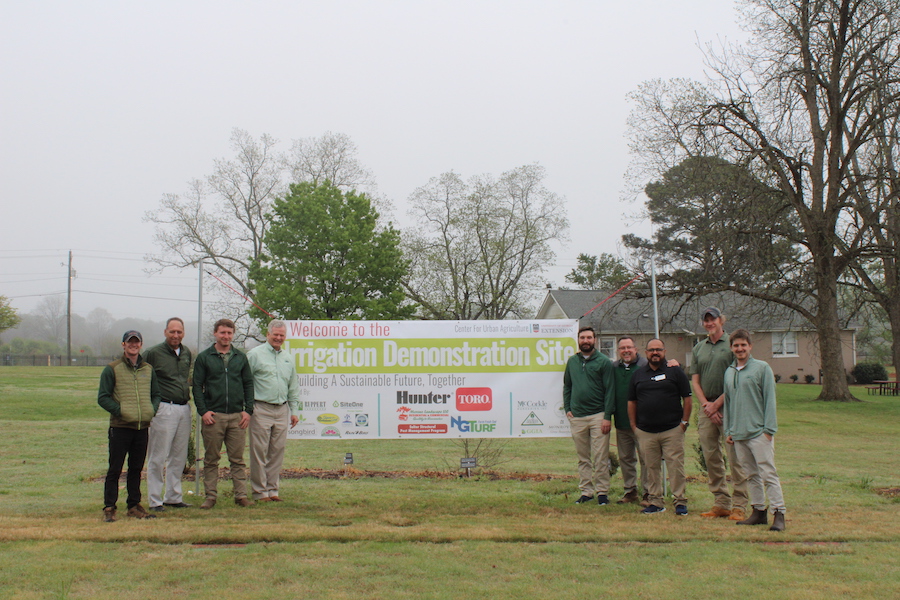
[150,505,165,512]
[574,495,594,504]
[597,495,609,505]
[163,502,190,508]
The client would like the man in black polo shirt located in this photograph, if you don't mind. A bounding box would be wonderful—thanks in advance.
[628,338,692,515]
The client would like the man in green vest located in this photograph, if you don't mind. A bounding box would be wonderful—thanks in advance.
[97,330,161,522]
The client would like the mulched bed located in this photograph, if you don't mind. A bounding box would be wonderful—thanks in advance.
[97,467,573,482]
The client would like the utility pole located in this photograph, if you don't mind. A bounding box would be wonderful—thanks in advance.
[195,258,203,495]
[66,250,73,366]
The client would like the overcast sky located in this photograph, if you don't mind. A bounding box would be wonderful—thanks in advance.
[0,0,746,322]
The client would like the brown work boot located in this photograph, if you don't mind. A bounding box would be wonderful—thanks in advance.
[234,497,254,507]
[257,497,272,503]
[269,496,283,502]
[617,490,640,504]
[700,506,732,518]
[769,511,786,532]
[200,498,216,510]
[102,507,117,522]
[126,504,156,519]
[736,509,768,526]
[728,508,746,521]
[639,493,651,508]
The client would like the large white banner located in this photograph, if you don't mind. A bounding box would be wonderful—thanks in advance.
[284,319,578,439]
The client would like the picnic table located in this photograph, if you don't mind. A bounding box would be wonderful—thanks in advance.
[867,380,899,395]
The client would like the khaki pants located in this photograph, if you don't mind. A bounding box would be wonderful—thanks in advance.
[698,411,748,510]
[615,427,648,495]
[635,425,687,508]
[734,434,786,513]
[249,401,289,500]
[201,412,248,500]
[568,412,610,496]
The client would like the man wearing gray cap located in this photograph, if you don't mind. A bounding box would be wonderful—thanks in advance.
[97,330,161,522]
[691,307,748,520]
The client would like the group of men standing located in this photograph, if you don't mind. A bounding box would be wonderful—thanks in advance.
[563,308,786,530]
[98,318,300,521]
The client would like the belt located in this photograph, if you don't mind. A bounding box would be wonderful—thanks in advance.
[160,399,188,405]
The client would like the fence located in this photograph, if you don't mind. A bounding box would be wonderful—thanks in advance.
[1,355,119,367]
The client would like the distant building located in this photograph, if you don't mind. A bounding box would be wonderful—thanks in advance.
[536,289,858,383]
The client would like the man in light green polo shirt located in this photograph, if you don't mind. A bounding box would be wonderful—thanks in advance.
[247,319,301,502]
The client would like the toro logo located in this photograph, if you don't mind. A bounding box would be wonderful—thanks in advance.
[456,387,492,411]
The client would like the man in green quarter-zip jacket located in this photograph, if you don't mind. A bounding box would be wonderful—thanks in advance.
[193,318,255,509]
[724,329,786,532]
[563,326,615,505]
[97,330,161,522]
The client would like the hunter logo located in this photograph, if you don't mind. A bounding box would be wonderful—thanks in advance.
[456,387,492,411]
[396,390,451,404]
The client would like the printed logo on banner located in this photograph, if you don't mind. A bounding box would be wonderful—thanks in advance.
[521,412,544,426]
[396,390,451,405]
[456,387,492,411]
[342,414,354,426]
[317,414,339,424]
[321,427,341,438]
[532,323,540,333]
[303,401,327,410]
[290,427,317,437]
[356,414,368,427]
[398,423,448,434]
[396,406,411,421]
[343,430,370,436]
[450,416,497,433]
[517,400,547,409]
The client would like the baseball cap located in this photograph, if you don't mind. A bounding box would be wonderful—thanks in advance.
[702,307,721,319]
[122,330,143,342]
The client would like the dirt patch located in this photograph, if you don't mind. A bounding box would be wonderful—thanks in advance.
[875,487,900,498]
[93,467,572,483]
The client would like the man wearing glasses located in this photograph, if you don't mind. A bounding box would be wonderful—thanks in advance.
[628,339,692,515]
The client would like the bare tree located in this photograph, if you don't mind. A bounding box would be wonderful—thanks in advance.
[146,129,378,338]
[627,0,900,401]
[403,164,568,320]
[34,295,67,347]
[284,131,375,191]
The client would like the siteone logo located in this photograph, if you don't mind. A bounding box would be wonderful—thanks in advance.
[456,387,492,411]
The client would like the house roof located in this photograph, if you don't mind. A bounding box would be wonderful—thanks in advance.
[536,289,855,335]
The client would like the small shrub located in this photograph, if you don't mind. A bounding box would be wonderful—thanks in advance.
[790,374,799,383]
[851,361,888,384]
[805,374,815,384]
[774,374,781,383]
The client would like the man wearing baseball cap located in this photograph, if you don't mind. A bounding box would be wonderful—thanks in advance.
[97,330,161,522]
[691,307,749,520]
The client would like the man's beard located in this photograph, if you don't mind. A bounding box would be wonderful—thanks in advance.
[579,343,594,353]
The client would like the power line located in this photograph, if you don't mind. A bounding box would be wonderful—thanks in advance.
[78,277,195,289]
[73,289,195,303]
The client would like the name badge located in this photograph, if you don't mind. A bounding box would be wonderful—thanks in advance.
[652,374,667,381]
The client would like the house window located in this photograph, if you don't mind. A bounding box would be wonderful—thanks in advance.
[599,336,616,360]
[772,331,798,357]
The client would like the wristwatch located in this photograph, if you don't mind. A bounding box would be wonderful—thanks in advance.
[681,420,689,429]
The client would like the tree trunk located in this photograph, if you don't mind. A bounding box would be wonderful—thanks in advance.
[813,256,860,401]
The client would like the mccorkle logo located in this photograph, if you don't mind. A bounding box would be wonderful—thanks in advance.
[456,387,492,411]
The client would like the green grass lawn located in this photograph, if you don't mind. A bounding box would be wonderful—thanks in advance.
[0,367,898,599]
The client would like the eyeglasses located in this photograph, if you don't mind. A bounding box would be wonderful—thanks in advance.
[647,348,664,353]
